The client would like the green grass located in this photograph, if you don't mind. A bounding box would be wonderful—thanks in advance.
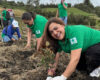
[42,8,57,12]
[67,8,95,16]
[42,7,96,17]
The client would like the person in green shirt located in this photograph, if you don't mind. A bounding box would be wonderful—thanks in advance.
[56,0,68,25]
[39,18,100,80]
[22,12,48,50]
[2,7,9,27]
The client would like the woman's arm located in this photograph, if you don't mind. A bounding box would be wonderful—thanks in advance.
[56,9,59,18]
[48,52,60,76]
[36,36,43,51]
[25,28,32,48]
[62,48,82,78]
[54,52,60,68]
[62,2,67,9]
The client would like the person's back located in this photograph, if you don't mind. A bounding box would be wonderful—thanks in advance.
[27,14,48,38]
[2,7,9,27]
[2,9,7,21]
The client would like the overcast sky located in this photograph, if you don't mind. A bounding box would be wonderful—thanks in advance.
[7,0,100,7]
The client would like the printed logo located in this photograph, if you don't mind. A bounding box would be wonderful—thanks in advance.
[36,30,41,34]
[70,37,77,45]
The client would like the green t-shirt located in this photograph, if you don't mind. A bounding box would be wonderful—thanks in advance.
[27,15,48,38]
[58,25,100,53]
[58,3,68,17]
[1,33,5,38]
[2,10,7,20]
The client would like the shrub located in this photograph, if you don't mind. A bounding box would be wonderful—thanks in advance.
[68,13,89,25]
[89,18,96,26]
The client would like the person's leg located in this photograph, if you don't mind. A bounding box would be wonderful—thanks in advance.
[3,20,8,27]
[12,35,18,40]
[3,36,11,42]
[63,16,67,25]
[76,52,87,72]
[60,17,67,25]
[85,43,100,76]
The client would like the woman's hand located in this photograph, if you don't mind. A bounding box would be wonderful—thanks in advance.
[18,38,21,41]
[24,44,31,49]
[61,0,64,3]
[48,63,57,75]
[11,38,16,41]
[46,75,67,80]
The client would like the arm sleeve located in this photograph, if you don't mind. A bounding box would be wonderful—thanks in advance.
[70,31,84,50]
[65,3,68,7]
[57,48,62,53]
[35,19,47,38]
[7,27,12,39]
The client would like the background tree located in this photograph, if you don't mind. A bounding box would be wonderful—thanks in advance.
[26,0,40,12]
[84,0,91,5]
[84,0,94,8]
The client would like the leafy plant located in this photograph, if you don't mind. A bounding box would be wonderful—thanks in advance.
[40,45,55,68]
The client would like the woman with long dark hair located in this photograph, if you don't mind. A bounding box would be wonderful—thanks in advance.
[22,12,48,50]
[40,18,100,80]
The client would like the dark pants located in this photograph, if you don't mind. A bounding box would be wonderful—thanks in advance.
[3,20,8,27]
[0,20,2,27]
[76,43,100,74]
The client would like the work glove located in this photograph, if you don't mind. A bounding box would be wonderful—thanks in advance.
[46,75,67,80]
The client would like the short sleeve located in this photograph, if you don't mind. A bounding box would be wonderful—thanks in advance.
[57,47,62,53]
[35,29,42,38]
[69,31,84,50]
[65,3,68,7]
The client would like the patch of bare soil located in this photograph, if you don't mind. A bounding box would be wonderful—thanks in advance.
[0,40,100,80]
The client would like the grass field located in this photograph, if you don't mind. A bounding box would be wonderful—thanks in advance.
[42,7,96,17]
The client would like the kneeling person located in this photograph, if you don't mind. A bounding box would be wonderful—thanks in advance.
[1,20,21,42]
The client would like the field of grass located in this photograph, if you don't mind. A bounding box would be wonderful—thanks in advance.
[42,7,96,17]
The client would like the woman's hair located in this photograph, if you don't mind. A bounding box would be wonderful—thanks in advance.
[21,12,36,20]
[40,17,65,53]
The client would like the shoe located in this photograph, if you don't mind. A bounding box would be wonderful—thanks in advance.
[90,67,100,77]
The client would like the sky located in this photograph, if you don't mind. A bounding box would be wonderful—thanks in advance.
[7,0,100,7]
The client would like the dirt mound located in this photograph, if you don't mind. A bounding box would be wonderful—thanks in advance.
[0,41,100,80]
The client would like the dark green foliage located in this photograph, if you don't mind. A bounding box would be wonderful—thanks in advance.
[0,1,25,10]
[68,13,96,26]
[68,13,89,25]
[40,48,55,68]
[74,3,94,13]
[40,4,57,8]
[95,7,100,17]
[68,3,71,8]
[89,18,96,26]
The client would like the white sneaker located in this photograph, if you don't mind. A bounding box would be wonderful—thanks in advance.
[90,67,100,77]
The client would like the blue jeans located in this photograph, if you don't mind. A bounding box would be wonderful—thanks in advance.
[3,35,18,42]
[60,16,67,25]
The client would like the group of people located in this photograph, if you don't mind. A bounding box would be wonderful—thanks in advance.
[1,0,100,79]
[1,6,21,42]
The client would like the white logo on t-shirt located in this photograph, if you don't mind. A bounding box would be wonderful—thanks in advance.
[70,37,77,45]
[36,30,41,34]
